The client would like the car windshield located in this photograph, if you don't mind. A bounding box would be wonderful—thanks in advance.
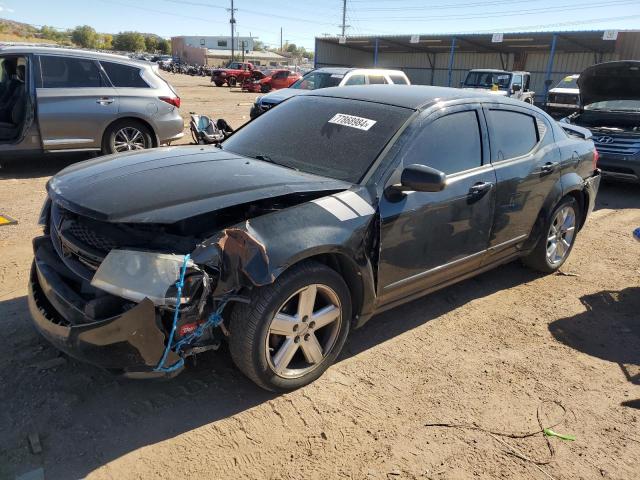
[463,71,511,90]
[222,95,413,182]
[290,71,344,90]
[584,100,640,112]
[226,62,244,69]
[554,75,579,89]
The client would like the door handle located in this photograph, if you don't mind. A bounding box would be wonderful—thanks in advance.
[468,181,493,196]
[541,162,559,175]
[96,97,114,105]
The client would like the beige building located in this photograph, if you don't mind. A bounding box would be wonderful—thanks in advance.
[172,36,287,67]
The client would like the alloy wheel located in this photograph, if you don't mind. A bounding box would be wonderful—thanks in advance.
[546,205,576,265]
[114,127,147,152]
[265,284,342,379]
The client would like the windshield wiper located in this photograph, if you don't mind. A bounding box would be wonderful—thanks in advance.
[255,154,275,163]
[254,154,299,171]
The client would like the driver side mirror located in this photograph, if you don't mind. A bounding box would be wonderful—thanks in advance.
[391,164,447,193]
[512,84,522,92]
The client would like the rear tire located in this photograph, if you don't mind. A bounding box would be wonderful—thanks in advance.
[522,196,579,273]
[227,76,237,87]
[229,261,351,392]
[102,120,153,155]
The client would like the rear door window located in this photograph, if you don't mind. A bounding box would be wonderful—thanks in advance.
[389,74,409,85]
[100,61,149,88]
[486,109,538,161]
[402,110,483,175]
[39,55,104,88]
[344,74,365,86]
[367,75,388,85]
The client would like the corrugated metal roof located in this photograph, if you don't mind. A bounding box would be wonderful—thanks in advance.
[317,30,640,55]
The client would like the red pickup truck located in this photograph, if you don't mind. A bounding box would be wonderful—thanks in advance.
[210,61,258,87]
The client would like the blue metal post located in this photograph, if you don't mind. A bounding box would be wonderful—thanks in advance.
[374,37,379,67]
[314,37,318,69]
[447,37,456,87]
[543,33,558,105]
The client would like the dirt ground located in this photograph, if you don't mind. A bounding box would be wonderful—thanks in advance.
[1,74,639,480]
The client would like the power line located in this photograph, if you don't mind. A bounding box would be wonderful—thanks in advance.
[353,0,638,21]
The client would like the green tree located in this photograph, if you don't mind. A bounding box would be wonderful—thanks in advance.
[157,38,171,55]
[253,39,264,51]
[97,33,113,50]
[113,31,146,52]
[144,35,158,52]
[39,25,70,44]
[71,25,98,48]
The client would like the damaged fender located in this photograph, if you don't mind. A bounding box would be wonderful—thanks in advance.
[191,187,380,324]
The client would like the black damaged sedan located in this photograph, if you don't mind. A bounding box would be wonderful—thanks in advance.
[29,85,600,391]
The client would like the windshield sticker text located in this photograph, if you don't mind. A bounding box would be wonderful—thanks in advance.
[328,113,377,131]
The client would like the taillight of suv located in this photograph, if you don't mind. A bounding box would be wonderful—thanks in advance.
[593,148,599,171]
[160,96,181,108]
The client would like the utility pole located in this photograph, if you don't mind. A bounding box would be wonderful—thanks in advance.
[229,0,237,61]
[341,0,347,36]
[280,27,283,52]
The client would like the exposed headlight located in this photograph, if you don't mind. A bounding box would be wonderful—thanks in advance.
[91,250,194,306]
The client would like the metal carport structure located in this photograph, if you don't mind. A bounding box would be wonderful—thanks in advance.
[314,30,640,103]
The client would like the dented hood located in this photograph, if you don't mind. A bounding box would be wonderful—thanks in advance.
[48,146,351,223]
[578,61,640,107]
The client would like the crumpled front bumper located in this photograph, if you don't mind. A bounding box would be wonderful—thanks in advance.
[28,237,182,378]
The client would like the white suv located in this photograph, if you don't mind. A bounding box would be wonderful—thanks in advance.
[250,67,410,118]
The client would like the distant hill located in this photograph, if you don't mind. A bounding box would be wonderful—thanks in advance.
[0,18,170,50]
[0,18,50,43]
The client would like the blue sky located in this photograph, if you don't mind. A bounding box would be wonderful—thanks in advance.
[2,0,639,50]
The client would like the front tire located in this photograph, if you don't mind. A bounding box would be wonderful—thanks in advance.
[523,196,579,273]
[229,261,351,392]
[227,76,237,87]
[102,120,153,155]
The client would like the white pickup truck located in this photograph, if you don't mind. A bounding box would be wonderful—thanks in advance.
[461,69,535,104]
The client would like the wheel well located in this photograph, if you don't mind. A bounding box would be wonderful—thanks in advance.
[565,189,587,230]
[102,117,158,148]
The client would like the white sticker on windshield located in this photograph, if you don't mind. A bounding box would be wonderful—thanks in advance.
[330,74,345,78]
[328,113,377,131]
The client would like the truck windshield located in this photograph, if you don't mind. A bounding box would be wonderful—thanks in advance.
[464,71,511,90]
[222,95,413,182]
[290,71,343,90]
[554,76,579,89]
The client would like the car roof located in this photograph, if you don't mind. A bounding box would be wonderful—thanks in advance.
[0,45,151,67]
[312,67,354,74]
[304,84,524,110]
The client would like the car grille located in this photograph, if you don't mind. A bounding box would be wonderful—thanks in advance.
[549,93,578,105]
[591,132,640,156]
[66,222,118,253]
[50,202,113,280]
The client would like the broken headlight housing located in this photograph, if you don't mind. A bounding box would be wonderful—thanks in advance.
[91,250,200,306]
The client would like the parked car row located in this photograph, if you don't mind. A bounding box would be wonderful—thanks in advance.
[250,67,411,119]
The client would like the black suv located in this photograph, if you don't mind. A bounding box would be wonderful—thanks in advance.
[29,86,600,391]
